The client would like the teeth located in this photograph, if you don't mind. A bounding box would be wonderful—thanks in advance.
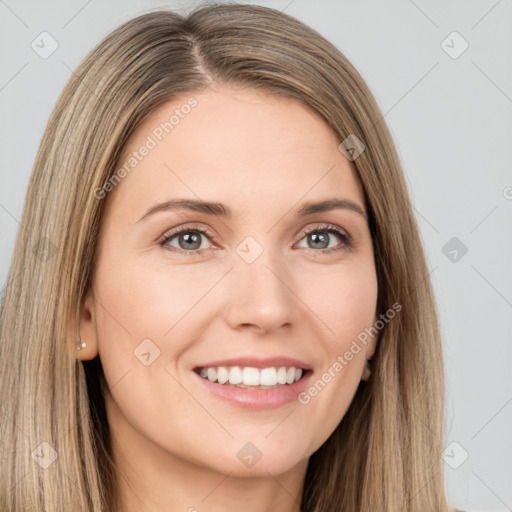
[217,366,229,384]
[228,366,242,385]
[260,367,277,386]
[197,365,305,387]
[242,367,259,386]
[276,367,287,384]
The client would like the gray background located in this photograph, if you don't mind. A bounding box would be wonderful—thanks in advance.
[1,1,511,510]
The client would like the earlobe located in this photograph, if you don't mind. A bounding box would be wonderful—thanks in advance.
[360,314,380,381]
[361,357,372,381]
[366,333,378,361]
[72,291,99,361]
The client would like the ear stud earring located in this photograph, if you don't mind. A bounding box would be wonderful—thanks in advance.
[76,334,86,351]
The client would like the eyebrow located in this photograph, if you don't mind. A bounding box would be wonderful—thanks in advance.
[137,197,367,223]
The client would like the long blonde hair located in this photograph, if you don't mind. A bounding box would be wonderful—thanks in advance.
[0,4,449,511]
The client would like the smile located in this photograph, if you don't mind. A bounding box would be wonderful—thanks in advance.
[195,365,305,388]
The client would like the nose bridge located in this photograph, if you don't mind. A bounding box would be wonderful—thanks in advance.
[224,238,297,333]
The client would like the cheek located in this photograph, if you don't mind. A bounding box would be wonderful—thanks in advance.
[293,260,377,446]
[91,247,233,403]
[91,252,219,451]
[299,256,378,347]
[90,251,173,388]
[331,271,378,346]
[323,261,378,380]
[93,250,221,346]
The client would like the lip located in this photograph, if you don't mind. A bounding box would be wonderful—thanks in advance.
[192,367,313,410]
[193,356,312,371]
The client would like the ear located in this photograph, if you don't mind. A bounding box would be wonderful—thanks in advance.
[359,313,380,382]
[71,290,100,361]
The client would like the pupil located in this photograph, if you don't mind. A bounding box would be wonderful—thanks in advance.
[309,232,328,249]
[180,232,201,250]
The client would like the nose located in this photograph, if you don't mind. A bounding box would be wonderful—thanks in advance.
[223,249,298,335]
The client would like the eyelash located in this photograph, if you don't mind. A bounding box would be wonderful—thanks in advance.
[159,223,353,256]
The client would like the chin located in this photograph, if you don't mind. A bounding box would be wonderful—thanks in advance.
[198,442,309,478]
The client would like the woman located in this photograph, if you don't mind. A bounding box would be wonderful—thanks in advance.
[0,3,454,511]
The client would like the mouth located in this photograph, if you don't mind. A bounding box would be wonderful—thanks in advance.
[193,365,311,389]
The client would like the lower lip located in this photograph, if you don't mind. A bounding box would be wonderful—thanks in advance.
[193,370,313,410]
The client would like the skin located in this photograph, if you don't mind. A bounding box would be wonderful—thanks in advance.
[76,84,379,512]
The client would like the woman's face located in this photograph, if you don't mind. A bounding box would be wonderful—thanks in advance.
[80,84,378,477]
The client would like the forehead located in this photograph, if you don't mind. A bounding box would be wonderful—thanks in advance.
[107,85,365,218]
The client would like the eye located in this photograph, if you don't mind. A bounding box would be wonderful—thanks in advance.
[160,224,215,255]
[295,223,353,253]
[159,222,353,255]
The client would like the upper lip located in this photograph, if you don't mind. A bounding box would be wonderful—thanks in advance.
[194,356,312,371]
